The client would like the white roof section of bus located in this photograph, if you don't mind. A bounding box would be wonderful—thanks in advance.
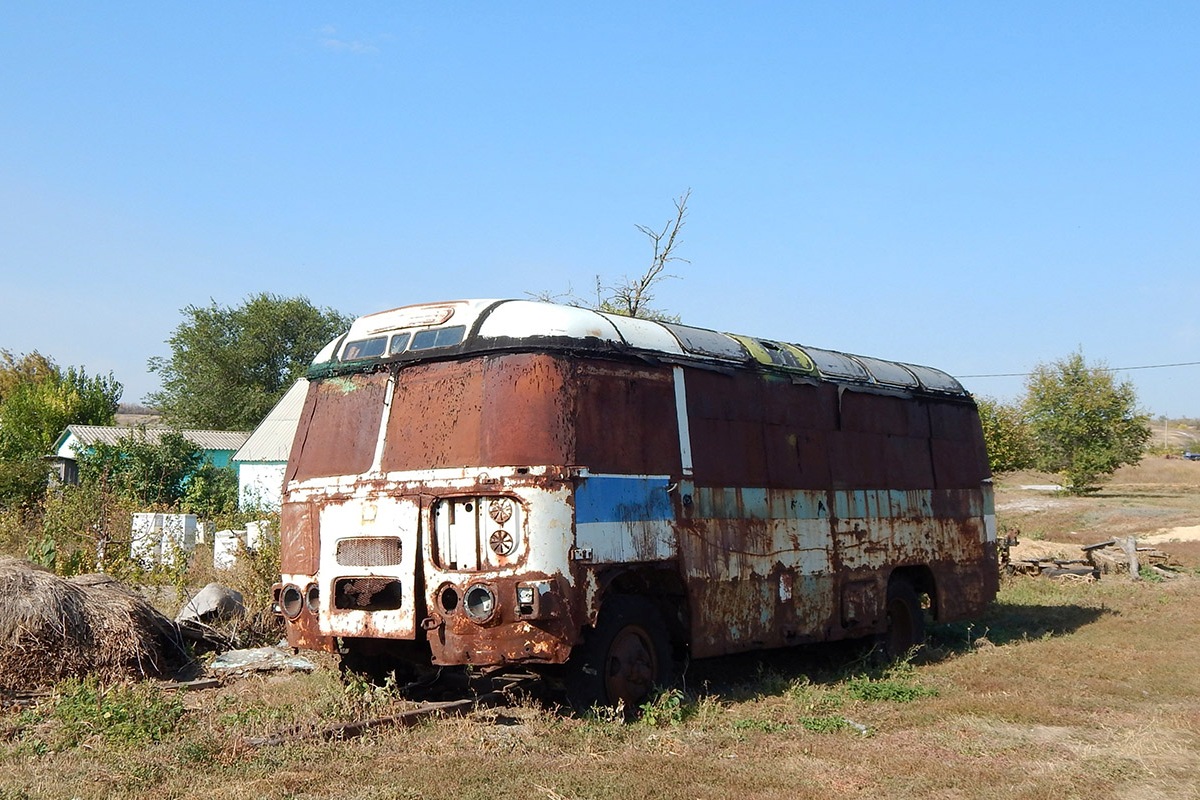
[315,298,967,396]
[596,311,685,354]
[348,299,497,340]
[474,300,622,343]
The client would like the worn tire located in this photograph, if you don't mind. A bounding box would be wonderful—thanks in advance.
[566,595,672,712]
[882,579,925,660]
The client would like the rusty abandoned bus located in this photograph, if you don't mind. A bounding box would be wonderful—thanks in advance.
[276,299,997,708]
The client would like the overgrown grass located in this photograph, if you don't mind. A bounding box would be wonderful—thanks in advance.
[8,678,186,755]
[2,575,1199,799]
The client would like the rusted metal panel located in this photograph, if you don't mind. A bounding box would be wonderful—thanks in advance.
[574,473,676,563]
[571,361,680,476]
[289,374,388,482]
[383,354,575,471]
[427,572,578,666]
[279,300,997,680]
[677,483,997,657]
[280,501,318,575]
[384,360,487,470]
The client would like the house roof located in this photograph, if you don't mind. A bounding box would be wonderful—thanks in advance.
[232,379,309,464]
[54,425,251,459]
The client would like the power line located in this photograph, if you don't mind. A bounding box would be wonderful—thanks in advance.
[960,360,1200,379]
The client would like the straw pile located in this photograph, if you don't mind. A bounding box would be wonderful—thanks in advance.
[0,557,188,691]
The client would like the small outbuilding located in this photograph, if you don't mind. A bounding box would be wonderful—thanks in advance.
[231,379,308,511]
[49,425,250,485]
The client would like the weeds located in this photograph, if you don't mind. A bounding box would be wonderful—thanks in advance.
[1139,565,1165,583]
[9,677,187,752]
[845,661,937,704]
[638,688,686,726]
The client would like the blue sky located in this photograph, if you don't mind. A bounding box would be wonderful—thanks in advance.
[2,2,1198,417]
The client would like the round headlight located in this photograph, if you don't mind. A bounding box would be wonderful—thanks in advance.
[463,584,497,623]
[305,583,320,615]
[280,584,303,620]
[439,584,460,613]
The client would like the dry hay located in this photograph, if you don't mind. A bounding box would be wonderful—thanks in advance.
[0,557,188,691]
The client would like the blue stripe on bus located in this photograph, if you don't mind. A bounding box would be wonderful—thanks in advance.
[572,481,982,525]
[575,475,674,525]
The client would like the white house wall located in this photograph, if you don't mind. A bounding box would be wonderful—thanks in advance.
[239,462,286,511]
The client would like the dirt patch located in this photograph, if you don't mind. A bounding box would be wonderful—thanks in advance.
[1142,524,1200,544]
[1008,539,1087,562]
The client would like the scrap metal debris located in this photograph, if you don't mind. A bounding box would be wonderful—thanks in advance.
[208,646,316,676]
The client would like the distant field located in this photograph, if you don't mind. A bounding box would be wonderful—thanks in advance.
[2,459,1198,799]
[996,457,1200,567]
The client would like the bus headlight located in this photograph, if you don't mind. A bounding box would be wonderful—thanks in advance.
[463,584,497,624]
[280,584,304,620]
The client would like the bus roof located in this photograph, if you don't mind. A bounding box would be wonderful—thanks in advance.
[308,299,969,397]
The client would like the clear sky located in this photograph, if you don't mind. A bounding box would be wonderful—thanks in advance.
[2,2,1198,417]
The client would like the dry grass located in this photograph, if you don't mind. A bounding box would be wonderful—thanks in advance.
[0,559,187,691]
[996,457,1200,560]
[2,462,1200,799]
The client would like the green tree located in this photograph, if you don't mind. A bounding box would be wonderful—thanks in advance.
[976,396,1035,474]
[1023,351,1151,494]
[180,461,240,519]
[77,430,203,508]
[0,355,121,508]
[147,293,351,430]
[0,349,57,402]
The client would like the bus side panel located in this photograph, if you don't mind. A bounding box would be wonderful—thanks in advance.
[575,474,676,563]
[678,487,838,657]
[679,368,996,658]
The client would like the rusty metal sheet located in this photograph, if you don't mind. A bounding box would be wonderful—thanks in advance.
[571,361,680,476]
[425,572,579,667]
[280,501,318,575]
[383,354,574,471]
[290,373,388,482]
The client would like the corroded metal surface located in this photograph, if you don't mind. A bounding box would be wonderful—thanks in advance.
[279,302,997,680]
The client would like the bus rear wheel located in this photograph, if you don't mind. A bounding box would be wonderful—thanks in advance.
[566,595,671,712]
[883,579,925,660]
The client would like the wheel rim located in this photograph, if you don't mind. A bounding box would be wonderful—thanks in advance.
[604,624,658,706]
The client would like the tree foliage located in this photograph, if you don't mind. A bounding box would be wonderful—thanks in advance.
[77,430,203,508]
[0,351,121,508]
[179,461,240,519]
[1022,351,1151,494]
[147,293,352,430]
[0,350,57,403]
[976,396,1035,475]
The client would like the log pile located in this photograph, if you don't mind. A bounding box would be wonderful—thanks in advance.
[1081,537,1178,580]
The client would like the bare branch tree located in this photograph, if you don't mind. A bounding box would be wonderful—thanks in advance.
[605,188,691,321]
[528,189,692,322]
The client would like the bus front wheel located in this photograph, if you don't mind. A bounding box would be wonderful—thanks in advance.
[566,595,671,712]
